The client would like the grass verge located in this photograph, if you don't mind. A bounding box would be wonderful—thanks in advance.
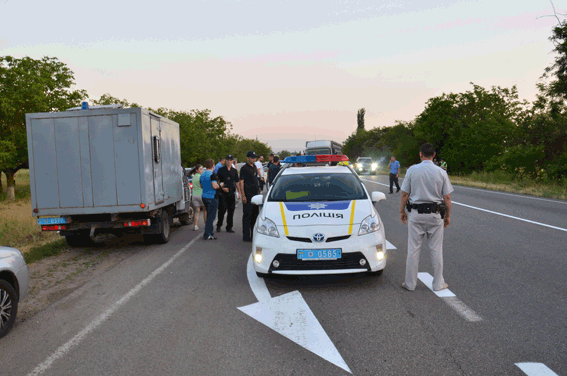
[24,239,68,264]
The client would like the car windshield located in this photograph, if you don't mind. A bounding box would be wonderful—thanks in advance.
[268,173,367,201]
[358,158,372,163]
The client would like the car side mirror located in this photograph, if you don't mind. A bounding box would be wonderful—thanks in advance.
[251,195,264,206]
[372,191,386,203]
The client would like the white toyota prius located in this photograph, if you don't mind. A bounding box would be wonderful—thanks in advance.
[251,155,387,277]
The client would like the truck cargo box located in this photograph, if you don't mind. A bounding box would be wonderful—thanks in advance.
[26,107,183,217]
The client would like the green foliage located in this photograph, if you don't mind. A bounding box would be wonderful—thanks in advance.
[0,56,87,199]
[356,108,366,131]
[413,84,521,174]
[24,238,68,264]
[542,19,567,99]
[93,93,140,107]
[277,150,293,160]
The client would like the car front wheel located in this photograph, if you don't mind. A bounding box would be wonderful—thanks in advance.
[0,279,18,339]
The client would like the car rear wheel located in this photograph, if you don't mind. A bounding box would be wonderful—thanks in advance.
[0,280,18,339]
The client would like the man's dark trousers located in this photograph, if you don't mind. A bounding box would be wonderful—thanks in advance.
[390,173,400,193]
[217,193,235,231]
[242,197,259,241]
[202,197,218,238]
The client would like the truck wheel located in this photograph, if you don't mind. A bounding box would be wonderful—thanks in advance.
[65,233,94,247]
[145,210,171,244]
[0,280,18,339]
[179,205,194,226]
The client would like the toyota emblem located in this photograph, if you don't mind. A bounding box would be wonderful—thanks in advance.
[312,233,325,242]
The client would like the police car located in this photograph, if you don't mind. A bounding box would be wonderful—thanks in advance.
[250,155,387,277]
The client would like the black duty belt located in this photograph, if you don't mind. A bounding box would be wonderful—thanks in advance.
[407,202,442,214]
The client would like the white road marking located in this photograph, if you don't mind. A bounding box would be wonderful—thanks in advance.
[450,201,567,233]
[418,273,482,322]
[360,179,567,233]
[418,272,455,297]
[241,254,352,374]
[239,291,352,374]
[386,240,397,250]
[27,236,200,376]
[453,185,567,205]
[246,255,271,303]
[516,363,559,376]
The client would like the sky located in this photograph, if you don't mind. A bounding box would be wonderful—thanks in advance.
[0,0,562,152]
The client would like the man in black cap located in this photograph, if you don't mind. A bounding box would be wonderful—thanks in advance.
[216,155,238,233]
[238,151,260,242]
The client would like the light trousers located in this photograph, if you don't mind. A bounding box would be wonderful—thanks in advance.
[405,211,446,290]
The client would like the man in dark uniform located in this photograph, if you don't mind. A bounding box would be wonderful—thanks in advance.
[216,155,238,233]
[238,151,261,242]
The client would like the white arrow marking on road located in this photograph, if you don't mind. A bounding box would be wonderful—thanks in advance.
[239,255,352,374]
[516,363,559,376]
[386,240,397,250]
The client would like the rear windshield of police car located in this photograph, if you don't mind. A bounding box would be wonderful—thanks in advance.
[268,173,367,201]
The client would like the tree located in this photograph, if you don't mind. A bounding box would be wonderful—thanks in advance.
[542,18,567,99]
[357,108,366,132]
[277,150,293,160]
[0,56,87,200]
[413,83,521,174]
[93,93,140,108]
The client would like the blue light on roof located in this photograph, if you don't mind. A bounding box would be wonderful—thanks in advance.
[283,155,316,163]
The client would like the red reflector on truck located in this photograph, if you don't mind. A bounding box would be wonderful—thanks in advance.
[42,225,67,231]
[124,220,149,227]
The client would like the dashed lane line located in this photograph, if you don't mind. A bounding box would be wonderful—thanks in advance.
[418,272,483,322]
[27,236,201,376]
[360,179,567,233]
[516,362,559,376]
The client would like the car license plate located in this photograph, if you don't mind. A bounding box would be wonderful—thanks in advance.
[297,249,341,261]
[37,217,67,225]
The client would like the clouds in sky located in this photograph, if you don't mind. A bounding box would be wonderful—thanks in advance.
[0,0,560,151]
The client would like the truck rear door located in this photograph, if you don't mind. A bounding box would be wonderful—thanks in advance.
[151,116,165,203]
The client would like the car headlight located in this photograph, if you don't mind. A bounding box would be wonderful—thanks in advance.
[371,163,377,170]
[358,214,381,236]
[357,163,362,168]
[257,217,280,238]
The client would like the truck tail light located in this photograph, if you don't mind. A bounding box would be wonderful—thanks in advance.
[124,220,150,227]
[42,225,67,231]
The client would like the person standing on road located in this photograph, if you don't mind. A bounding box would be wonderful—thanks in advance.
[238,151,260,242]
[255,155,265,192]
[268,155,281,187]
[214,157,226,174]
[388,156,401,194]
[440,158,447,172]
[399,143,453,292]
[201,159,220,240]
[189,164,206,231]
[266,153,274,189]
[216,155,238,233]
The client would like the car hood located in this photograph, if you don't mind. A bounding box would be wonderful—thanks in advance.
[264,200,373,227]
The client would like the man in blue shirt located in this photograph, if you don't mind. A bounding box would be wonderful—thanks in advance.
[201,159,220,240]
[388,156,401,194]
[214,157,226,174]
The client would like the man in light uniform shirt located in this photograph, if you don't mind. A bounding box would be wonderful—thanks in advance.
[399,143,453,292]
[255,155,265,191]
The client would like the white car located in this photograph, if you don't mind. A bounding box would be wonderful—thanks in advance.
[0,246,29,339]
[251,155,387,277]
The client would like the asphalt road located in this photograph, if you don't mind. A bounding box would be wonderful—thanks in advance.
[1,175,566,376]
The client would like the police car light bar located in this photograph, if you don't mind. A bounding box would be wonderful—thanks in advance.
[283,155,349,163]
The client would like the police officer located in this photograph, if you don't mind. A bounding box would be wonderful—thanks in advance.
[238,151,260,242]
[216,155,238,233]
[388,156,401,194]
[399,143,453,292]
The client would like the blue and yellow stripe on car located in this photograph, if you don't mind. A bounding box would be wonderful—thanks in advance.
[279,202,289,236]
[348,200,356,234]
